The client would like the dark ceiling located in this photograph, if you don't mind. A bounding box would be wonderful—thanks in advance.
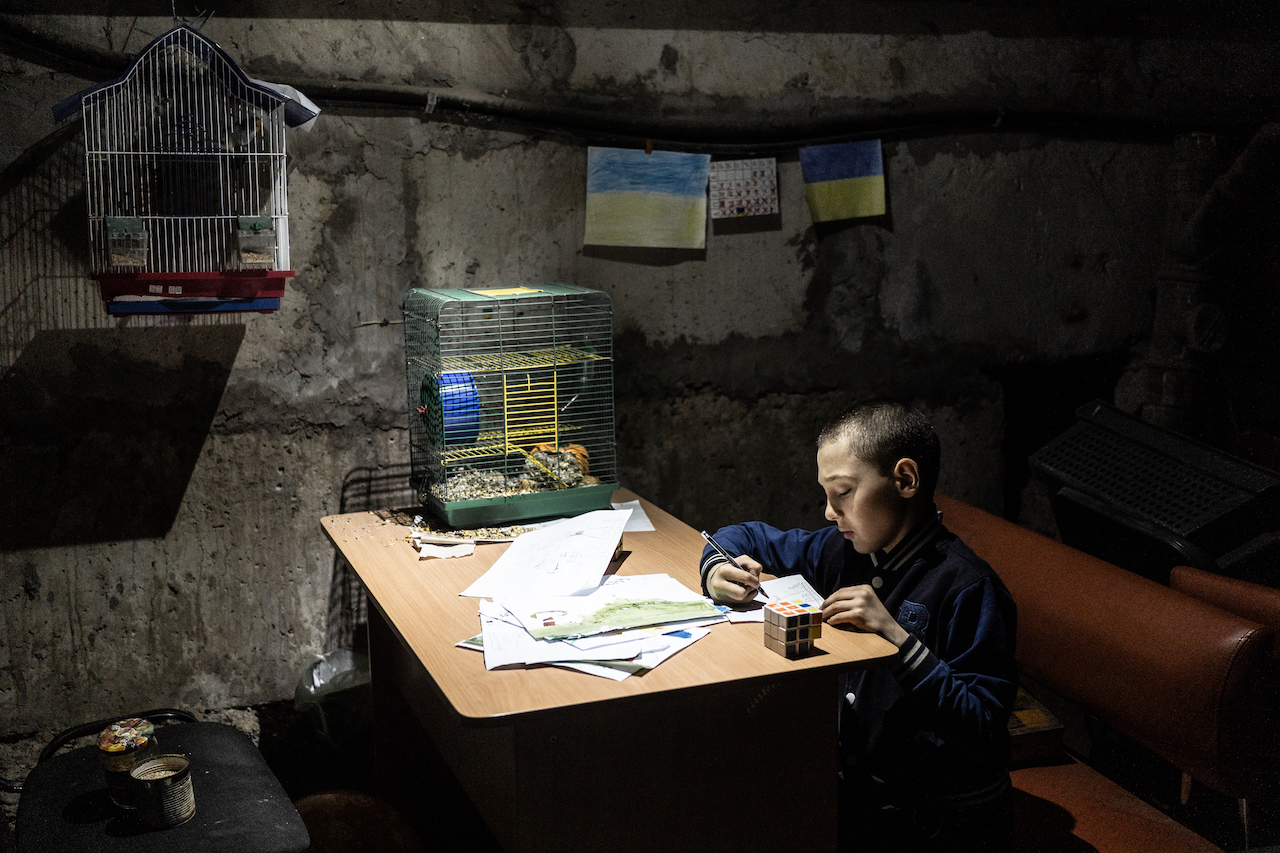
[4,0,1280,38]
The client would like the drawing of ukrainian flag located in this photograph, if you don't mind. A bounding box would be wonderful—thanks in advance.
[799,140,886,222]
[584,147,711,249]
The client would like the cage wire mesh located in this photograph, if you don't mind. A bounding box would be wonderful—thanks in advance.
[80,26,289,276]
[403,284,618,527]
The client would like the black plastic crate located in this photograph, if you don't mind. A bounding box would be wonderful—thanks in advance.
[1030,400,1280,583]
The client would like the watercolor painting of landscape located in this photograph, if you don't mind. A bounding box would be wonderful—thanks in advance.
[584,147,711,249]
[501,573,723,640]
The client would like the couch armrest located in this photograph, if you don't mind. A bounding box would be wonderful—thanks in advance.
[1171,565,1280,658]
[1169,564,1280,787]
[937,494,1275,799]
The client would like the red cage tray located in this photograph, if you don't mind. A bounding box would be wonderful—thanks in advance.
[92,270,293,301]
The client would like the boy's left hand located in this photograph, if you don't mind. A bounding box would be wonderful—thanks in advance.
[822,585,910,647]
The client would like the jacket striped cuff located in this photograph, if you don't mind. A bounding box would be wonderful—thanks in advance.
[892,634,937,687]
[700,552,731,594]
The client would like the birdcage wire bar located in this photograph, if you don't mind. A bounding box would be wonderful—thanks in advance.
[80,27,289,276]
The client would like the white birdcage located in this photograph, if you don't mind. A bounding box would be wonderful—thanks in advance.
[54,24,318,313]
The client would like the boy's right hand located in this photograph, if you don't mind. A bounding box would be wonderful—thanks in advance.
[707,555,764,604]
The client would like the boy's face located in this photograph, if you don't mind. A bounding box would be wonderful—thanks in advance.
[817,441,916,555]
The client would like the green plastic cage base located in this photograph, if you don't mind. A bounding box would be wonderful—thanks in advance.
[422,481,619,527]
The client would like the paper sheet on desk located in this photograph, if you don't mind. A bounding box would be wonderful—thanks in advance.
[723,576,825,623]
[478,599,647,670]
[762,575,824,606]
[610,499,655,532]
[461,508,631,598]
[500,573,724,640]
[554,625,710,680]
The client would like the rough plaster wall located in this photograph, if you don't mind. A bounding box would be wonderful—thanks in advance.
[882,137,1163,355]
[616,391,1006,536]
[0,53,63,169]
[612,134,1167,531]
[0,7,1227,733]
[1,426,404,728]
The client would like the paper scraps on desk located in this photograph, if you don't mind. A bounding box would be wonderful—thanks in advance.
[500,573,725,640]
[415,540,476,560]
[461,507,632,598]
[404,513,538,545]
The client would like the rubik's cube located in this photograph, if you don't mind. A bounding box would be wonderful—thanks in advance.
[764,600,823,658]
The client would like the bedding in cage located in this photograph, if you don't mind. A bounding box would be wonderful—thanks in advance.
[52,24,319,315]
[404,284,619,527]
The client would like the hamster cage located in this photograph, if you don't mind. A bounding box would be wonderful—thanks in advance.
[403,284,618,526]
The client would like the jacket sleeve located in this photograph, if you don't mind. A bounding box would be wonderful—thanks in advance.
[698,521,835,595]
[889,576,1019,746]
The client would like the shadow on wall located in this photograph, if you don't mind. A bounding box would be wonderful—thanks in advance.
[0,324,243,550]
[581,245,707,265]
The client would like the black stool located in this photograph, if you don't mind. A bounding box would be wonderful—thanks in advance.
[15,719,309,853]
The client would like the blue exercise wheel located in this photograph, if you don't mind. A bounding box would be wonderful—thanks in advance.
[420,370,481,445]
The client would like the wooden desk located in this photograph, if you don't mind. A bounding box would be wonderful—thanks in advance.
[322,490,897,852]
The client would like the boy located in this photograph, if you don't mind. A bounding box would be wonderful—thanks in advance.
[700,400,1018,853]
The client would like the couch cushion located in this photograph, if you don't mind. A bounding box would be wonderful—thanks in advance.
[1013,757,1222,853]
[936,494,1274,799]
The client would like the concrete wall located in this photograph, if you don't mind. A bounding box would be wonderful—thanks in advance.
[1,4,1274,732]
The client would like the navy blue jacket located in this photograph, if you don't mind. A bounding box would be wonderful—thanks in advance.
[700,511,1018,801]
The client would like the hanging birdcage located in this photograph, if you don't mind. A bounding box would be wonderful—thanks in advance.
[403,283,618,527]
[53,24,318,314]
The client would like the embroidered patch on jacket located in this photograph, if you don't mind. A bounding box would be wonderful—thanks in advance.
[897,600,929,636]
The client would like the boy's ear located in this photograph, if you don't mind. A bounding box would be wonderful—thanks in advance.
[892,458,921,497]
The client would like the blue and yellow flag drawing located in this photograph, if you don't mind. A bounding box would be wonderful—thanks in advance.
[584,147,711,249]
[798,141,885,222]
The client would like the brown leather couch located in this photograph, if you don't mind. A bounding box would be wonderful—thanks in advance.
[936,494,1280,853]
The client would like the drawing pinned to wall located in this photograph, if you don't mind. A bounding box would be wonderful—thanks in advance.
[799,140,885,222]
[584,147,711,249]
[709,158,779,219]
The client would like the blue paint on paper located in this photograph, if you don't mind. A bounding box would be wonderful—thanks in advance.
[587,147,711,197]
[664,629,693,638]
[799,141,883,184]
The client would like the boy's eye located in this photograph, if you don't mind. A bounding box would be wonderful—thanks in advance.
[838,489,851,497]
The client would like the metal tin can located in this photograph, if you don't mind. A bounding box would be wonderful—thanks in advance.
[130,753,196,828]
[96,718,157,809]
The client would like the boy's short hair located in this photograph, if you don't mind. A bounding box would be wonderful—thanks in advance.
[818,400,941,496]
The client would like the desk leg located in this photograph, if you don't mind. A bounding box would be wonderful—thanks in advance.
[368,604,839,852]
